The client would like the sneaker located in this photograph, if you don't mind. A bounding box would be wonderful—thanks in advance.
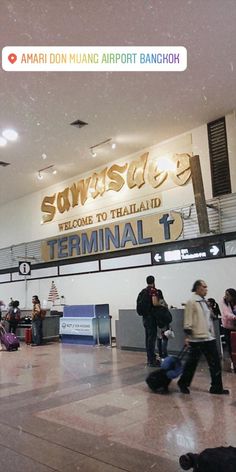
[209,387,229,395]
[177,380,190,394]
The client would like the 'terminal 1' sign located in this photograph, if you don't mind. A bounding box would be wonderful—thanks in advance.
[41,211,183,262]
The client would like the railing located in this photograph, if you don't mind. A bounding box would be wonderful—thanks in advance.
[0,192,235,271]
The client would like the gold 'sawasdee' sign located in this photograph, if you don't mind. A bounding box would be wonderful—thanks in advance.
[41,152,191,223]
[41,211,183,262]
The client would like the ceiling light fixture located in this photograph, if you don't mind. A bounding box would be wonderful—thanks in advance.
[37,164,57,180]
[90,149,97,158]
[2,129,18,141]
[89,137,115,157]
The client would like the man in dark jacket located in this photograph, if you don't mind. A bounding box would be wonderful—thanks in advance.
[142,275,160,367]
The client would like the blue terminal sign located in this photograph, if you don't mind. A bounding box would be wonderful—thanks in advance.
[153,242,223,265]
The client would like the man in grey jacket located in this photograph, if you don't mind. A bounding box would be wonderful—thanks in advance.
[178,280,229,395]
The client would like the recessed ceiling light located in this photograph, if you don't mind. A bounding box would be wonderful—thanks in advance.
[111,143,116,149]
[52,169,57,175]
[37,171,43,180]
[0,137,7,147]
[2,129,18,141]
[42,153,47,159]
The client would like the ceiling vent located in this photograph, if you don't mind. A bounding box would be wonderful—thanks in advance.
[70,119,88,128]
[0,161,10,167]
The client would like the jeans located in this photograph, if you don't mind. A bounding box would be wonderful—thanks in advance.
[9,320,18,334]
[224,328,232,360]
[158,335,168,358]
[143,314,157,364]
[179,339,223,391]
[32,317,42,345]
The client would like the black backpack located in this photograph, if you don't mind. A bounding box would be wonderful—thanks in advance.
[7,308,21,322]
[152,305,172,328]
[136,288,152,317]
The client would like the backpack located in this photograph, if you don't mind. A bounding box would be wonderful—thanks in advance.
[6,308,21,322]
[136,288,152,317]
[152,305,172,328]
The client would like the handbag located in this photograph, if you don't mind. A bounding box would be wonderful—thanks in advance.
[164,328,175,339]
[40,309,47,319]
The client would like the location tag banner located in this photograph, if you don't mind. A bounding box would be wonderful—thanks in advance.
[2,46,187,72]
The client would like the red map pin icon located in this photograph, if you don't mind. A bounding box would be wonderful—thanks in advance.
[8,53,17,64]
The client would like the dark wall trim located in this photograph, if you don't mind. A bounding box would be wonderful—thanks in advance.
[1,231,236,284]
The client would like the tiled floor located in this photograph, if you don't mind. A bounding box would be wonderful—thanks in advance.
[0,342,236,471]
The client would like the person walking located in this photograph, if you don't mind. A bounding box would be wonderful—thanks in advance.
[177,280,229,395]
[31,295,42,346]
[221,288,236,372]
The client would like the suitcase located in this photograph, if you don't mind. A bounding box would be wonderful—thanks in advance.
[25,327,32,345]
[146,346,188,393]
[0,328,20,351]
[179,446,236,471]
[146,368,172,393]
[230,332,236,371]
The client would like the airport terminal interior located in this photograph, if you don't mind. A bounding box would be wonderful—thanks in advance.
[0,342,236,472]
[1,0,236,471]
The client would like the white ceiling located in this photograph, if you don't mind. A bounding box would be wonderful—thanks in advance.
[0,0,236,205]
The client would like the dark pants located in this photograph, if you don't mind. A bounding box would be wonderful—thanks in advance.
[9,320,18,334]
[179,339,223,391]
[224,328,232,359]
[143,314,157,364]
[32,317,42,345]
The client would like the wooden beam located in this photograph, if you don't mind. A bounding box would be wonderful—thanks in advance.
[190,155,210,234]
